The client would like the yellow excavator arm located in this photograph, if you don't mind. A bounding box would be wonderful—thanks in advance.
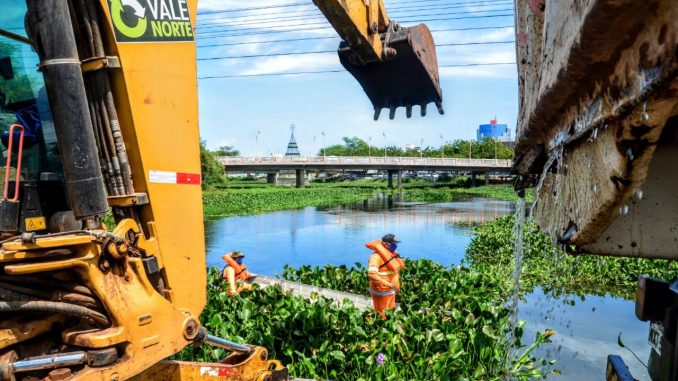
[0,0,443,380]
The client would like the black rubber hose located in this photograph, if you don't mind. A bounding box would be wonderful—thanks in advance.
[0,276,95,297]
[0,301,110,326]
[0,287,38,301]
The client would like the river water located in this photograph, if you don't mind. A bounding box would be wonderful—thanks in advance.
[204,195,651,380]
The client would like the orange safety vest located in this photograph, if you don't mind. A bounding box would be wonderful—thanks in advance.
[365,240,405,272]
[222,255,252,281]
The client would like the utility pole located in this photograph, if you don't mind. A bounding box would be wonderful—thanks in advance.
[368,136,372,158]
[469,140,472,159]
[494,138,498,162]
[383,132,387,158]
[420,138,424,157]
[256,130,261,157]
[439,134,444,158]
[491,121,498,161]
[321,130,326,159]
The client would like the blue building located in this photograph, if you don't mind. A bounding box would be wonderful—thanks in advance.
[476,119,511,142]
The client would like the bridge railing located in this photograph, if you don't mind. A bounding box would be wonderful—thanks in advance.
[219,156,512,167]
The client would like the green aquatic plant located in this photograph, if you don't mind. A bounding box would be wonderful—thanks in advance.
[466,216,678,299]
[178,262,556,380]
[405,185,535,203]
[202,187,376,218]
[202,184,528,219]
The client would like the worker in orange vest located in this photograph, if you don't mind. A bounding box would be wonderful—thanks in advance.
[366,234,405,318]
[222,250,253,296]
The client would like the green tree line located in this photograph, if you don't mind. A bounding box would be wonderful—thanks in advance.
[317,137,514,159]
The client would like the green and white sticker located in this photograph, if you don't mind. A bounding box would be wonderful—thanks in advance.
[107,0,194,43]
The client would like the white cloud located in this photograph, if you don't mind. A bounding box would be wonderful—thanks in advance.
[239,54,339,75]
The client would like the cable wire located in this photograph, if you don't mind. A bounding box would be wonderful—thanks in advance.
[197,9,513,34]
[197,0,510,17]
[199,62,516,79]
[197,0,512,27]
[197,13,514,39]
[196,25,514,48]
[197,41,515,61]
[198,2,310,16]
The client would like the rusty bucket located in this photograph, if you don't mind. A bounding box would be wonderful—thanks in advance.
[338,23,443,120]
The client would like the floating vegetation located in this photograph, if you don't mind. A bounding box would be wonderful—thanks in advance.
[202,187,375,218]
[178,263,556,380]
[202,184,524,218]
[466,216,678,300]
[405,185,535,203]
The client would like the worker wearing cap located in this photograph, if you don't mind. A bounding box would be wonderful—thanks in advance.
[222,251,253,296]
[366,234,405,318]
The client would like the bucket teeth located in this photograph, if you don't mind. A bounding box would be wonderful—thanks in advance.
[435,101,444,115]
[338,23,443,121]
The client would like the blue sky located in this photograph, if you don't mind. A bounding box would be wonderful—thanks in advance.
[195,0,517,156]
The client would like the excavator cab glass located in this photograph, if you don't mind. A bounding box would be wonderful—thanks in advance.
[0,7,67,236]
[0,16,62,181]
[338,24,443,120]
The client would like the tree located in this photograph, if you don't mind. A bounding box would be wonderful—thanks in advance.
[213,145,240,157]
[200,139,226,189]
[315,135,514,159]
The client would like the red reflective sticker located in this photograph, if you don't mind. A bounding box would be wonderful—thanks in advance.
[218,367,239,377]
[176,172,201,185]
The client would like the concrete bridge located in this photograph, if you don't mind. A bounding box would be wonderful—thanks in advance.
[219,156,513,187]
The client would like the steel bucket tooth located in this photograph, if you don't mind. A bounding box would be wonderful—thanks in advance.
[338,24,443,120]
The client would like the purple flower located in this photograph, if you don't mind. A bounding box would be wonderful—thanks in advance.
[376,352,385,365]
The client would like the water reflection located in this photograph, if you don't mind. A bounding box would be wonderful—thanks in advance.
[204,195,514,275]
[521,288,650,380]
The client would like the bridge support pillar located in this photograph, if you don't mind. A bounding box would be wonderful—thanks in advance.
[485,171,490,185]
[295,169,305,188]
[387,170,394,188]
[397,170,403,188]
[267,172,278,185]
[471,172,477,187]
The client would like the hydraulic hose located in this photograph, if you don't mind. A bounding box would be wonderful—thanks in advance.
[25,0,109,220]
[0,301,110,326]
[0,275,95,297]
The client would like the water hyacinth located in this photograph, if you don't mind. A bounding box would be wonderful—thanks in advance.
[178,261,555,380]
[466,216,678,300]
[376,352,385,366]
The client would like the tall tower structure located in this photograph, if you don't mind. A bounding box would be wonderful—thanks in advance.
[285,124,301,156]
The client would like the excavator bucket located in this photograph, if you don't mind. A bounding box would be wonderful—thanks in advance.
[338,24,443,120]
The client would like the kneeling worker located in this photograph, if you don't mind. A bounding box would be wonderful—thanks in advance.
[366,234,405,318]
[222,250,253,296]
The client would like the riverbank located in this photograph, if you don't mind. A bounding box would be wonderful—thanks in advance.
[203,181,524,218]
